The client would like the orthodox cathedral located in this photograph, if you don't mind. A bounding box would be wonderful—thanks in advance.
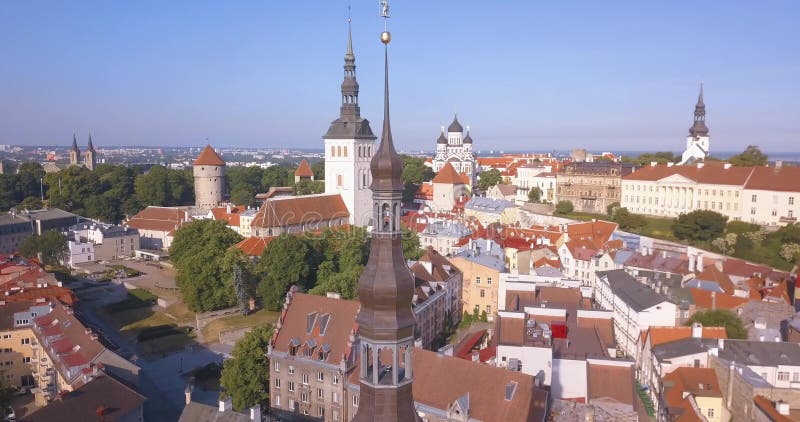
[431,115,477,190]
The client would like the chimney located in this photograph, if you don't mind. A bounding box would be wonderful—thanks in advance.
[185,383,193,406]
[776,160,783,169]
[697,162,705,169]
[726,361,735,408]
[689,254,696,272]
[723,163,732,170]
[711,291,716,311]
[219,397,232,412]
[696,254,704,272]
[650,161,657,167]
[691,322,703,338]
[718,338,725,349]
[667,162,674,167]
[777,401,791,416]
[250,404,262,421]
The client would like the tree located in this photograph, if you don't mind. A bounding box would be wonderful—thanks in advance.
[256,234,311,311]
[402,228,424,260]
[780,243,800,263]
[262,165,292,189]
[18,196,43,211]
[134,165,194,207]
[293,180,325,196]
[0,377,13,419]
[555,200,574,215]
[606,202,621,216]
[712,233,737,256]
[227,166,265,206]
[728,145,768,167]
[19,231,67,265]
[686,310,747,339]
[477,169,502,191]
[400,155,434,185]
[612,208,647,231]
[309,228,368,299]
[170,220,243,312]
[311,161,325,181]
[220,324,273,410]
[673,210,727,242]
[527,187,542,203]
[620,152,677,167]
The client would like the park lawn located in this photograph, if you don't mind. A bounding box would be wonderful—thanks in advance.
[164,301,196,323]
[120,310,175,332]
[200,308,279,344]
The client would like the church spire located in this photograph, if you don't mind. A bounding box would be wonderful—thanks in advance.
[353,2,420,421]
[71,133,79,152]
[689,83,709,137]
[87,132,95,151]
[340,12,360,118]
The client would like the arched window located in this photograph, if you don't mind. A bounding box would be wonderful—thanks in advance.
[331,146,335,157]
[337,146,342,157]
[343,146,348,157]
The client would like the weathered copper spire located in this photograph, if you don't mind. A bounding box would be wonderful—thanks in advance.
[353,1,420,420]
[689,83,709,137]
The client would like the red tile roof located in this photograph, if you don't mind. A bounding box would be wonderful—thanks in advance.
[125,206,188,233]
[695,265,736,295]
[193,144,225,166]
[587,363,635,406]
[746,166,800,192]
[753,395,794,422]
[251,194,349,228]
[295,159,314,178]
[663,368,722,422]
[432,162,469,185]
[234,236,275,257]
[644,326,727,347]
[210,206,244,227]
[623,162,754,185]
[690,289,749,311]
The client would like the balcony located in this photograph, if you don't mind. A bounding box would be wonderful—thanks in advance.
[779,216,797,223]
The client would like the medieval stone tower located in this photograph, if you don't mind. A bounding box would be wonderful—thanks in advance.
[193,144,226,211]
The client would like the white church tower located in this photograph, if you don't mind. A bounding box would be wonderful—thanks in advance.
[323,17,376,226]
[680,85,711,165]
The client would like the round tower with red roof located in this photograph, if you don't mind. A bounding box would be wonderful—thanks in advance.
[193,144,226,211]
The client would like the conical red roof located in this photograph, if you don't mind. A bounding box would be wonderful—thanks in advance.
[193,145,225,166]
[432,162,468,184]
[295,159,314,178]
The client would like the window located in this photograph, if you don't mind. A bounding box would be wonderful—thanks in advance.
[1,335,9,340]
[302,373,309,385]
[15,319,29,326]
[751,208,756,215]
[21,338,30,345]
[22,357,30,364]
[475,276,481,284]
[301,392,309,403]
[288,381,295,392]
[772,209,777,216]
[332,391,339,403]
[275,395,281,407]
[353,394,359,407]
[486,305,491,314]
[274,361,280,372]
[487,277,493,285]
[2,349,9,353]
[332,373,339,384]
[752,194,757,202]
[274,378,281,388]
[708,408,715,418]
[790,197,795,205]
[288,365,294,375]
[778,372,790,381]
[792,372,799,382]
[288,398,295,410]
[317,388,323,398]
[480,289,485,298]
[3,362,11,366]
[317,371,324,382]
[318,406,325,418]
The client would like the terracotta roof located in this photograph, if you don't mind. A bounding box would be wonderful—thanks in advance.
[587,363,635,406]
[415,183,433,200]
[270,292,359,365]
[663,367,722,422]
[432,162,469,185]
[566,220,618,243]
[251,194,349,228]
[623,162,754,185]
[125,206,188,233]
[494,183,517,196]
[295,159,314,178]
[210,206,245,227]
[193,144,225,166]
[408,348,549,422]
[745,166,800,192]
[694,265,736,294]
[411,248,457,283]
[21,372,145,422]
[234,236,275,257]
[496,314,526,345]
[2,286,76,305]
[577,317,615,348]
[753,395,795,422]
[689,289,749,310]
[644,326,727,347]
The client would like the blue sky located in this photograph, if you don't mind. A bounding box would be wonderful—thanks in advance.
[1,1,798,152]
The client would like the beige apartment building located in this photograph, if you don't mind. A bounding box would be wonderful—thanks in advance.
[622,162,800,225]
[450,240,506,321]
[555,162,637,213]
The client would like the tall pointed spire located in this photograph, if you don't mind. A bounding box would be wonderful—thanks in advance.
[689,83,709,137]
[71,133,79,152]
[346,6,355,61]
[87,132,95,151]
[354,2,420,420]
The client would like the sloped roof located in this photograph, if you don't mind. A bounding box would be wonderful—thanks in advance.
[125,206,188,233]
[689,289,749,310]
[623,162,753,185]
[270,293,359,365]
[22,373,145,422]
[644,326,727,347]
[251,194,349,228]
[210,206,245,227]
[295,159,314,178]
[597,270,670,311]
[745,166,800,192]
[566,220,618,243]
[663,367,722,422]
[587,362,635,406]
[494,183,517,196]
[178,402,251,422]
[234,236,274,257]
[694,265,736,295]
[193,144,225,166]
[432,162,469,185]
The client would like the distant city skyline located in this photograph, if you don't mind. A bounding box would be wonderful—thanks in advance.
[1,1,798,151]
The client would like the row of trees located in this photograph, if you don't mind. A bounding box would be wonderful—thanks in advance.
[226,162,324,206]
[170,220,423,312]
[620,145,769,167]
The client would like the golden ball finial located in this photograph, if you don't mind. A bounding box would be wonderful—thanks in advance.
[381,31,391,44]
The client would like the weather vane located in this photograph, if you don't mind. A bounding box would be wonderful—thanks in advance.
[380,0,391,44]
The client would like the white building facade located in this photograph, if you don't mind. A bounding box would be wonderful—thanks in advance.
[431,115,477,190]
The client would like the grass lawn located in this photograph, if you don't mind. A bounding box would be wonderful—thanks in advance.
[164,301,196,323]
[200,308,279,344]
